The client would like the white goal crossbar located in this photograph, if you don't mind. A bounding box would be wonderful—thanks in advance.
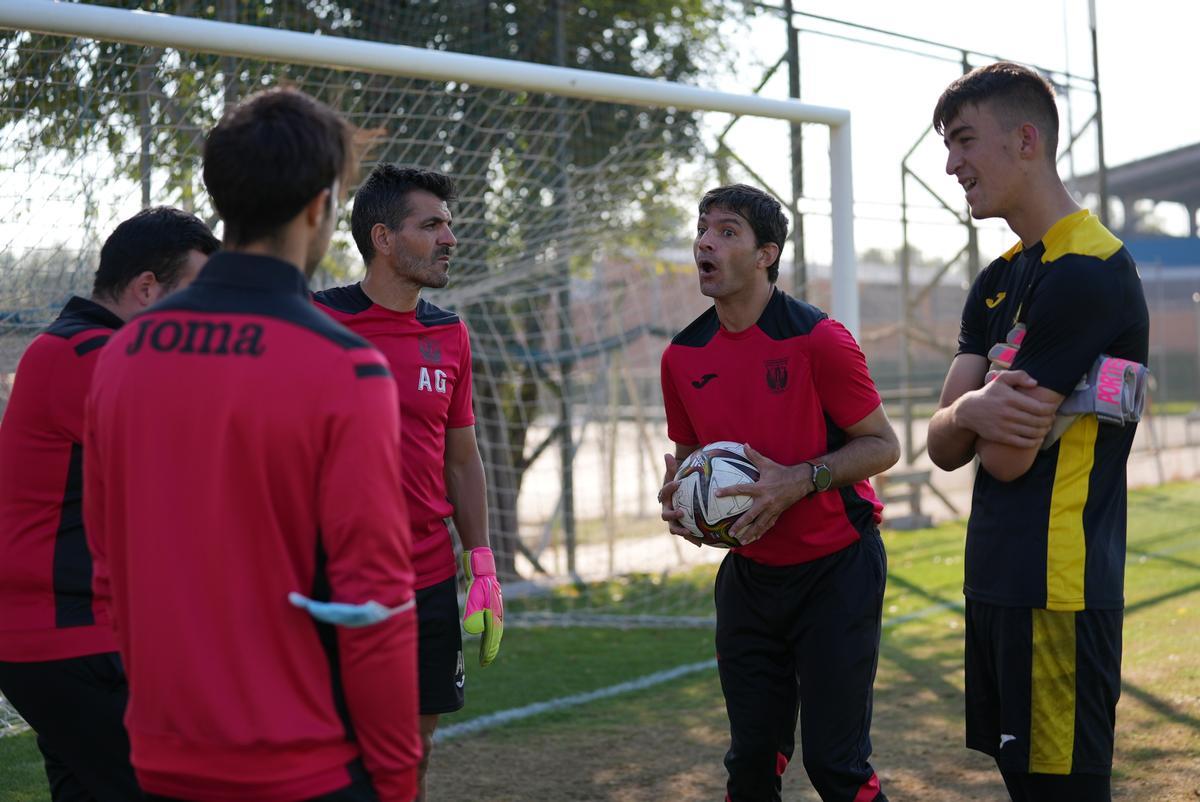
[0,0,859,333]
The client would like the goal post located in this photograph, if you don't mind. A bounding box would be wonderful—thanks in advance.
[0,0,859,334]
[0,0,874,631]
[0,0,865,735]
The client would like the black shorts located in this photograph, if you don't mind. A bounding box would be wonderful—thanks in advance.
[965,600,1122,776]
[417,576,465,716]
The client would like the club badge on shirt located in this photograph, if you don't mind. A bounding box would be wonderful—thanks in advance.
[418,335,442,364]
[765,358,789,393]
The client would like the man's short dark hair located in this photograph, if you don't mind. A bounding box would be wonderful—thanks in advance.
[92,207,219,300]
[698,184,789,283]
[350,165,458,264]
[202,87,358,246]
[932,62,1060,163]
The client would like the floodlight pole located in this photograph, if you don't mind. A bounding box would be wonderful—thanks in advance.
[783,0,806,300]
[1089,0,1109,227]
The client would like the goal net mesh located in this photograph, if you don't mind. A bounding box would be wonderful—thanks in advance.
[0,2,831,731]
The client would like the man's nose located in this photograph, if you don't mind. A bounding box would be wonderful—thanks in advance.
[945,148,960,176]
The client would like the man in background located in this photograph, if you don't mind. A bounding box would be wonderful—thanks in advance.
[0,207,217,801]
[315,165,502,800]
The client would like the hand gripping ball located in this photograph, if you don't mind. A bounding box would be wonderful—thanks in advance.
[671,441,760,547]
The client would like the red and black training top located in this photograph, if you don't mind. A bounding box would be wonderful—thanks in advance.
[661,288,884,567]
[0,297,122,662]
[84,254,420,802]
[314,284,475,591]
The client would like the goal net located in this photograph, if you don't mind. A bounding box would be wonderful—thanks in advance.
[0,0,855,731]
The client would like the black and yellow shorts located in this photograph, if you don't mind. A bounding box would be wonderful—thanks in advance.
[964,600,1122,775]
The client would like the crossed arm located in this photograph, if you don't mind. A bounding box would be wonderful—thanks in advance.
[926,354,1063,481]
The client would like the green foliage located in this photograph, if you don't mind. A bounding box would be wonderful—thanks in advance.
[0,0,755,578]
[1,1,749,227]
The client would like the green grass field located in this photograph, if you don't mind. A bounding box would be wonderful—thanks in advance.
[4,483,1198,801]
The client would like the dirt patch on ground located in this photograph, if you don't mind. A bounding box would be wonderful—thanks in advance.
[428,645,1200,801]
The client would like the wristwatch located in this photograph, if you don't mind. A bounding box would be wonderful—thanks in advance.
[807,461,833,492]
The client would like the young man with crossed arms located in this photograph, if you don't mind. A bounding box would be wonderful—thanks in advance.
[928,62,1149,802]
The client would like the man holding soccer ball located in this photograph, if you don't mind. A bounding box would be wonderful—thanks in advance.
[659,184,900,802]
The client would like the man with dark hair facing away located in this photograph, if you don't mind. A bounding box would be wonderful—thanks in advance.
[0,206,217,801]
[927,62,1149,802]
[658,183,900,802]
[314,164,502,800]
[84,87,421,801]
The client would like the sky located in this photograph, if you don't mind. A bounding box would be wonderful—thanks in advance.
[708,0,1198,268]
[2,0,1194,275]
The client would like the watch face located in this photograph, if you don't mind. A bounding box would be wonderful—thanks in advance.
[813,463,833,492]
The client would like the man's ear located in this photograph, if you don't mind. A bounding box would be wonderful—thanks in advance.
[129,270,160,307]
[370,222,392,258]
[1017,122,1041,160]
[304,188,333,227]
[757,242,780,271]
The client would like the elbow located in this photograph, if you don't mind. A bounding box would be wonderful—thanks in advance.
[978,454,1032,483]
[882,436,901,473]
[928,443,962,472]
[927,431,974,472]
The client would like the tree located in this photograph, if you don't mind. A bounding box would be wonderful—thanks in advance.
[1,0,754,577]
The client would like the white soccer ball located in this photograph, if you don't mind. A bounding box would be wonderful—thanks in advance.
[671,441,760,547]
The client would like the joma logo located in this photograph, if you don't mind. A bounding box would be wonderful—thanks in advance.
[125,319,266,357]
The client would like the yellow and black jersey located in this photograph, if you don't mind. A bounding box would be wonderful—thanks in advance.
[958,209,1150,611]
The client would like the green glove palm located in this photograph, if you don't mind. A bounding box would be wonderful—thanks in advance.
[462,547,504,667]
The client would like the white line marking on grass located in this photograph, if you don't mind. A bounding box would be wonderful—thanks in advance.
[507,612,716,628]
[434,659,717,743]
[439,601,972,743]
[885,601,964,626]
[443,539,1199,743]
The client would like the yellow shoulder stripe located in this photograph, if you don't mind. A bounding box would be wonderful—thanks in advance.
[1000,240,1024,262]
[1042,209,1123,263]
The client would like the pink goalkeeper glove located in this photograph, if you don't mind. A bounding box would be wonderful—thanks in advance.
[462,547,503,667]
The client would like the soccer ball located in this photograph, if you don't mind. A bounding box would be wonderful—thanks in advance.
[672,441,760,547]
